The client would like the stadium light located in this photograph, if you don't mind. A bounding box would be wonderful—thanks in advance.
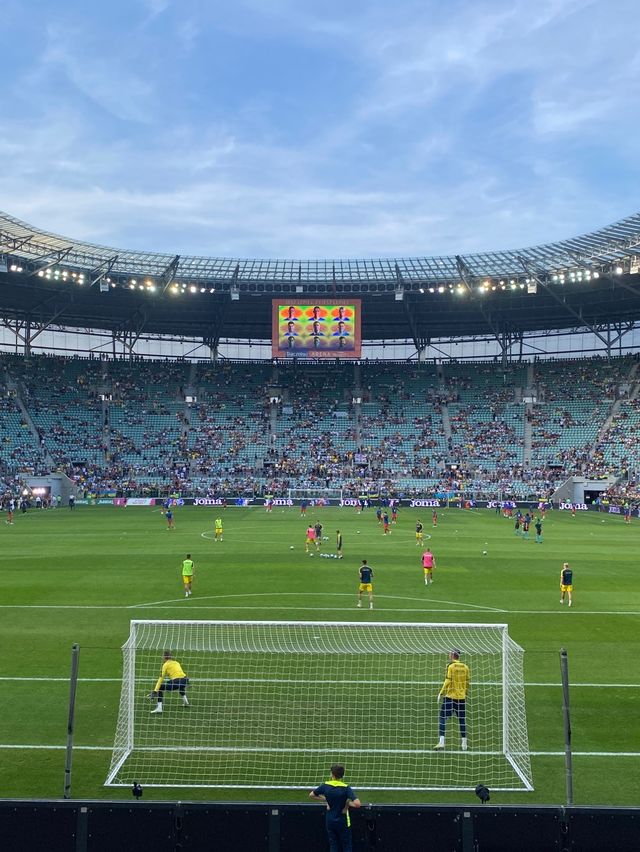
[615,266,623,275]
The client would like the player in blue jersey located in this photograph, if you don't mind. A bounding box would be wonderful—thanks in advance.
[310,764,361,852]
[357,560,374,609]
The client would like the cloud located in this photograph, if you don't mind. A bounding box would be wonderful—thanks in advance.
[1,0,639,261]
[37,24,156,123]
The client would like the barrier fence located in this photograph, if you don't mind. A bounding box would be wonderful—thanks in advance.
[0,801,637,852]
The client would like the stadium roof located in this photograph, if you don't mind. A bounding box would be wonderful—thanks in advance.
[2,210,640,349]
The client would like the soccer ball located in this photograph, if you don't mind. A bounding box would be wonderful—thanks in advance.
[309,553,314,557]
[289,546,294,549]
[482,550,488,555]
[356,530,360,534]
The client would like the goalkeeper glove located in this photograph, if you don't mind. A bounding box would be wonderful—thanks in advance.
[147,691,159,703]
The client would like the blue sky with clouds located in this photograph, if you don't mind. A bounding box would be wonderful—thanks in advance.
[1,0,639,258]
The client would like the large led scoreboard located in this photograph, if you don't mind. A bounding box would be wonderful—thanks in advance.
[271,299,362,359]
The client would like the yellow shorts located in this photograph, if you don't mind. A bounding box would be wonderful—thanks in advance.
[306,537,314,544]
[423,567,433,574]
[359,583,372,592]
[561,584,572,592]
[183,575,193,584]
[215,528,222,534]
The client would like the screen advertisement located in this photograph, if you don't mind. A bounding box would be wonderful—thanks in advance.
[271,300,362,359]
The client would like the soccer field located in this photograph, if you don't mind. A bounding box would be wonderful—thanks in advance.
[1,503,639,806]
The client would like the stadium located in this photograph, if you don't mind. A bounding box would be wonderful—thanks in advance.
[1,209,639,851]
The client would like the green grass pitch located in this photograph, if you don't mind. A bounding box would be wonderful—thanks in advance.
[1,503,639,806]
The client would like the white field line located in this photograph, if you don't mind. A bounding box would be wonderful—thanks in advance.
[1,677,638,688]
[1,602,640,616]
[130,592,507,612]
[0,743,637,758]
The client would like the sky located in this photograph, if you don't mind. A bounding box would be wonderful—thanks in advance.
[1,0,640,260]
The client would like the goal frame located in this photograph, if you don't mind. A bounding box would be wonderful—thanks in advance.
[106,619,532,791]
[287,486,344,501]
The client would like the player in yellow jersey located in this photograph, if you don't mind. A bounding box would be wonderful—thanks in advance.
[149,651,189,714]
[415,520,424,545]
[182,554,194,597]
[214,517,223,541]
[435,649,470,751]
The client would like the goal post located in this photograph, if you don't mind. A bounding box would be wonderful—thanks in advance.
[287,487,343,502]
[106,620,533,791]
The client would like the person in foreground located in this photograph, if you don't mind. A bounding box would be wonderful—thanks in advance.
[435,649,470,751]
[310,763,361,852]
[149,651,189,714]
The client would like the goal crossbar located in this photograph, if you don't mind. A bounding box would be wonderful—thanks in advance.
[106,620,532,791]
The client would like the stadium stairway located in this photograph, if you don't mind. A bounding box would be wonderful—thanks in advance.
[6,371,55,469]
[591,359,640,460]
[440,403,452,443]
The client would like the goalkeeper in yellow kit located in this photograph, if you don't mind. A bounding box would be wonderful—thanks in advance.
[435,649,470,751]
[149,651,189,714]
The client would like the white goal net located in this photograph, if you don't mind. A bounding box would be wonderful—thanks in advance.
[106,620,532,791]
[287,487,343,501]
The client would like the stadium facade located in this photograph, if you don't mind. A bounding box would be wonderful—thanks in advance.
[2,210,640,360]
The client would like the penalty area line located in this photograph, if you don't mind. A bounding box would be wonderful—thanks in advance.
[0,744,638,758]
[0,677,638,688]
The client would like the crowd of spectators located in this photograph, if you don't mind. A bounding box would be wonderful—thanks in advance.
[1,353,639,499]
